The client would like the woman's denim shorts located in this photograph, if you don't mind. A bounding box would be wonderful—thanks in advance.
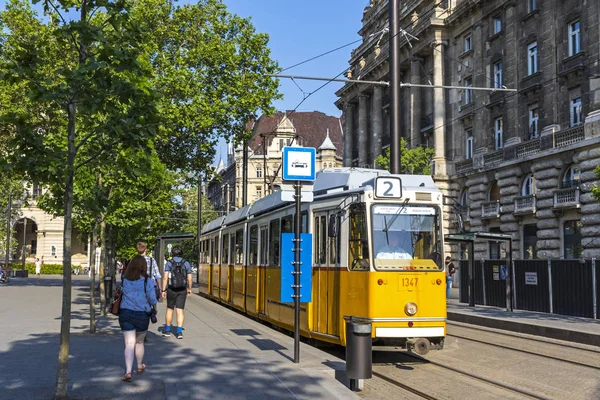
[119,308,150,332]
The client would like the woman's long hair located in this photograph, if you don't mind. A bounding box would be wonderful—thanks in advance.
[124,255,149,281]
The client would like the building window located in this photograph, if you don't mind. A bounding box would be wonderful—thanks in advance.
[256,166,262,178]
[51,245,56,256]
[464,34,472,52]
[279,139,285,150]
[527,0,537,13]
[494,117,503,150]
[32,184,42,200]
[489,227,502,260]
[464,77,473,104]
[493,17,502,35]
[493,61,503,88]
[522,174,535,196]
[570,97,582,126]
[523,224,538,260]
[529,106,539,138]
[561,166,580,188]
[568,20,581,57]
[527,42,538,75]
[563,220,582,259]
[255,186,262,199]
[466,130,473,159]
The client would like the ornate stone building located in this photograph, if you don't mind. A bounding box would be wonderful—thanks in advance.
[207,111,344,213]
[7,184,89,268]
[337,0,600,259]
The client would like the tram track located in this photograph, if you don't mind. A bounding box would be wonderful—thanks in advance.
[447,332,600,371]
[372,352,552,400]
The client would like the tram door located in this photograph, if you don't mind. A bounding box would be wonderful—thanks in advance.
[258,225,269,315]
[313,211,340,336]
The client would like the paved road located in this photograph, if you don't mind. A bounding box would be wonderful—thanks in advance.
[0,275,356,400]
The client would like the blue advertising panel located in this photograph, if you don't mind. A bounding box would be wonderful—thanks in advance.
[282,147,316,181]
[280,233,313,303]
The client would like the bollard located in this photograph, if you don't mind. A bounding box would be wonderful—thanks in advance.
[104,276,113,303]
[344,316,372,391]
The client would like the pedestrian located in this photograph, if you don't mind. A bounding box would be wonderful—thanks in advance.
[35,258,42,277]
[161,245,192,339]
[118,255,158,382]
[445,256,456,299]
[136,242,161,300]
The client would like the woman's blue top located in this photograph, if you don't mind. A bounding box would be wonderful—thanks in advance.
[120,277,158,312]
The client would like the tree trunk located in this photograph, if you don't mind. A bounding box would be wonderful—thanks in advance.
[99,219,106,316]
[53,101,76,400]
[89,219,98,334]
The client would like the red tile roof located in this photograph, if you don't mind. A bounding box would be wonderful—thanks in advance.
[249,111,343,156]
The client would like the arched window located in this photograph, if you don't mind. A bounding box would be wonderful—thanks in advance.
[561,166,580,188]
[460,189,468,207]
[521,174,535,196]
[488,182,500,201]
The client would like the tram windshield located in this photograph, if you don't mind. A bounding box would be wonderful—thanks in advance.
[371,204,442,270]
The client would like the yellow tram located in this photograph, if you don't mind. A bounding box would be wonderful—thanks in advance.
[198,168,446,354]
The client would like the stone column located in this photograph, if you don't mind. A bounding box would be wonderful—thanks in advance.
[371,86,383,166]
[432,35,447,176]
[410,56,422,148]
[358,94,369,167]
[343,102,355,167]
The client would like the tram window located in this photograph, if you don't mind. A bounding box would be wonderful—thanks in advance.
[319,216,327,264]
[314,217,321,265]
[210,239,215,264]
[259,226,269,266]
[222,234,230,265]
[214,237,220,264]
[329,215,341,265]
[249,225,258,266]
[349,206,369,271]
[204,240,210,263]
[235,229,244,265]
[282,215,293,233]
[269,219,280,266]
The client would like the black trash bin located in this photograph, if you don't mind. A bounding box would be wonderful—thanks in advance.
[345,317,372,391]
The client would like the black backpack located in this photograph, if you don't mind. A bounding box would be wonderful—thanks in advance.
[169,260,187,289]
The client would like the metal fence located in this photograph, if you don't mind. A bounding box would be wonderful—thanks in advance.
[459,258,599,319]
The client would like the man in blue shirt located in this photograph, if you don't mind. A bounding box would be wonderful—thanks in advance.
[161,245,192,339]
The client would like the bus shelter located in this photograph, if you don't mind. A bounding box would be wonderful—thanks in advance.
[154,232,195,274]
[445,232,514,311]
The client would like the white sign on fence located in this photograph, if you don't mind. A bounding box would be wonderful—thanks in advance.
[525,272,538,285]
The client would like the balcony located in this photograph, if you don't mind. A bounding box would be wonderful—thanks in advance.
[553,187,580,209]
[514,195,536,215]
[481,200,500,219]
[455,159,474,176]
[483,150,503,166]
[555,125,584,148]
[459,205,470,222]
[515,138,541,158]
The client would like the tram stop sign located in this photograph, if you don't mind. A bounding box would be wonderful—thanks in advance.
[282,147,316,182]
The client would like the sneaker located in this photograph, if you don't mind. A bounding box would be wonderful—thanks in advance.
[175,331,183,340]
[162,329,171,338]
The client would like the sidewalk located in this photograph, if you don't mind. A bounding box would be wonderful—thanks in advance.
[446,287,600,347]
[0,276,358,400]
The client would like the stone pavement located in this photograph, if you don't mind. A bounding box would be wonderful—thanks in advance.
[0,276,359,400]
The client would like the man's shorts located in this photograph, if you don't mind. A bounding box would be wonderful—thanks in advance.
[166,288,187,309]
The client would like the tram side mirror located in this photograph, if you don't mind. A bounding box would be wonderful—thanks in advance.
[328,215,337,237]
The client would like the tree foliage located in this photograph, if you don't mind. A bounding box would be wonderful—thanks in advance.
[592,166,600,202]
[375,138,435,175]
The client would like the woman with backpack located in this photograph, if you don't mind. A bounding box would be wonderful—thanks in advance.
[119,255,158,382]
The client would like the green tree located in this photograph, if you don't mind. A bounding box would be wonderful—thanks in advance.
[133,0,281,176]
[375,138,435,174]
[592,166,600,201]
[0,1,157,397]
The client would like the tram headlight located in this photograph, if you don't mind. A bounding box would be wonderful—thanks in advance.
[405,302,418,316]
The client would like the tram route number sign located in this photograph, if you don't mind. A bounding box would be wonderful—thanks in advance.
[375,176,402,198]
[282,147,316,182]
[280,233,313,303]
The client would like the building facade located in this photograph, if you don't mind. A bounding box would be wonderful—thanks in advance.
[7,183,89,268]
[206,111,344,213]
[337,0,600,259]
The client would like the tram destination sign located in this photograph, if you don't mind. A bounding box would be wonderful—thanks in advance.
[282,146,316,182]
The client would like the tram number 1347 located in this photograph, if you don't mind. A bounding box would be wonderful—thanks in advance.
[400,277,419,288]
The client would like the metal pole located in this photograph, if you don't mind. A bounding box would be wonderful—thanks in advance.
[592,258,597,319]
[548,259,553,314]
[197,174,203,285]
[242,140,248,206]
[389,0,401,174]
[481,259,487,306]
[507,239,513,312]
[468,241,474,307]
[293,180,302,363]
[5,191,11,269]
[22,218,26,269]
